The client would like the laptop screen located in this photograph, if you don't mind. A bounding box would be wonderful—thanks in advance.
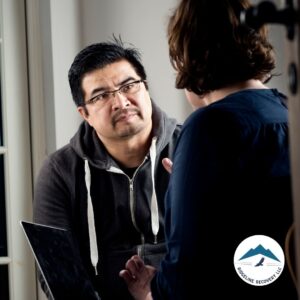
[20,220,100,300]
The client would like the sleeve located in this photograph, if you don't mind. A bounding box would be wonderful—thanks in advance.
[32,154,100,299]
[33,156,74,297]
[33,156,73,229]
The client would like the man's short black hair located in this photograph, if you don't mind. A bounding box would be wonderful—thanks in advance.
[68,36,147,107]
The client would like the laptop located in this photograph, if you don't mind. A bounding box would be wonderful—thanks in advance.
[20,220,101,300]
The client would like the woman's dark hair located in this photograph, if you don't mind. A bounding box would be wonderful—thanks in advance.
[68,36,147,106]
[167,0,275,95]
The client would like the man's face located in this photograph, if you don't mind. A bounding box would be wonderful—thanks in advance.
[78,60,152,142]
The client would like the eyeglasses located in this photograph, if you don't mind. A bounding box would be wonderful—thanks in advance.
[83,79,146,106]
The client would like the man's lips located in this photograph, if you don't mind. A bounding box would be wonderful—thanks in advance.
[115,112,136,122]
[112,109,140,125]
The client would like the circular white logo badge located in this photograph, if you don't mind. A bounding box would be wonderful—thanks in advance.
[233,235,284,286]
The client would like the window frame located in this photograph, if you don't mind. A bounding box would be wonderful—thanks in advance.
[0,0,37,299]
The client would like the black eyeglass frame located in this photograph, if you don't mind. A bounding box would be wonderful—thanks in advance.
[82,79,146,106]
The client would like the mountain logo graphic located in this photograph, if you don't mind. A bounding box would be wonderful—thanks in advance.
[239,244,280,262]
[233,235,284,286]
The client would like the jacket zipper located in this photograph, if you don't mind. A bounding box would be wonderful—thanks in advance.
[107,156,148,246]
[128,159,147,246]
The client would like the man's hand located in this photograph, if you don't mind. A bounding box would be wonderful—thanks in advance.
[119,255,156,300]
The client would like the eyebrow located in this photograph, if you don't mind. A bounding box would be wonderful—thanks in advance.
[89,76,138,98]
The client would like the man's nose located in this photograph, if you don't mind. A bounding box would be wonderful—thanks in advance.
[111,91,130,109]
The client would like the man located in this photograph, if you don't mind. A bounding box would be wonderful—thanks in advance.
[33,38,181,299]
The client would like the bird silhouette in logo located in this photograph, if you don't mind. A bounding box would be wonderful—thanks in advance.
[254,257,264,267]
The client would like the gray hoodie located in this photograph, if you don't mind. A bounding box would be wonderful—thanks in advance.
[33,101,181,300]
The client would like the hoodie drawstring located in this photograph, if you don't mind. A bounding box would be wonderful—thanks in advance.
[149,137,159,244]
[84,137,159,274]
[85,159,99,275]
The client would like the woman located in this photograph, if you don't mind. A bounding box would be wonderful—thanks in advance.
[120,0,297,299]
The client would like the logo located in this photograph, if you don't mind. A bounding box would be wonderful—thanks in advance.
[233,235,284,286]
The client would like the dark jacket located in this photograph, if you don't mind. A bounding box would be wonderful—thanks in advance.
[33,101,181,300]
[151,89,297,299]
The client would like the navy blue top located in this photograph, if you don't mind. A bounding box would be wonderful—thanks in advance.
[151,89,297,299]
